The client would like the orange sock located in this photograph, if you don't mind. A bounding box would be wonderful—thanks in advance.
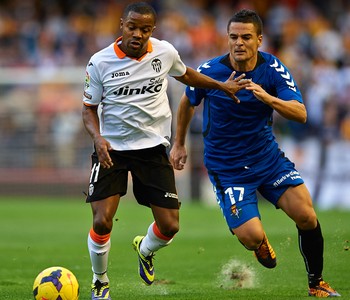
[152,222,173,241]
[89,228,110,244]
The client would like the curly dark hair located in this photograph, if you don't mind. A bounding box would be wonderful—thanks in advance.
[122,2,157,23]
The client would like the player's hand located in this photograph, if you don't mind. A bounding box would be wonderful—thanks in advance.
[94,136,114,169]
[245,80,270,104]
[222,71,251,103]
[170,144,187,170]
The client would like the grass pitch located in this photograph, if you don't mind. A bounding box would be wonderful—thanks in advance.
[0,196,349,299]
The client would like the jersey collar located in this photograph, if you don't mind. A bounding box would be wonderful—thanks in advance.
[114,37,153,61]
[220,51,265,71]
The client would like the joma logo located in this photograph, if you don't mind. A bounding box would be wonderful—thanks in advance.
[111,71,130,78]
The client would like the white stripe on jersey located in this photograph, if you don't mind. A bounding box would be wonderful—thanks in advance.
[83,37,186,150]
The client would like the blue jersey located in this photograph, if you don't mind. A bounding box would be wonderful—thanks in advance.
[186,51,303,171]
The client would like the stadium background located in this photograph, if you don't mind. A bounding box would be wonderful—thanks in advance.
[0,0,350,209]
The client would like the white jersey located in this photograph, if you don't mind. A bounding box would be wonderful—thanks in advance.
[83,37,186,150]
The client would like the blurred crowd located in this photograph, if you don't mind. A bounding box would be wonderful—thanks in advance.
[1,0,350,170]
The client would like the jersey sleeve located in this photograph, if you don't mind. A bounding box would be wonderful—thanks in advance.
[83,59,103,106]
[166,42,187,77]
[269,58,303,103]
[185,84,206,106]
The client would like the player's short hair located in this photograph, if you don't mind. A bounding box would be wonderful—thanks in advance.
[122,2,157,23]
[227,9,263,35]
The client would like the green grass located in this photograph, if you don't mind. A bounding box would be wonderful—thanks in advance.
[0,196,349,299]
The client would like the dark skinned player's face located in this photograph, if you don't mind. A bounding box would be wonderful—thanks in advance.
[119,11,156,58]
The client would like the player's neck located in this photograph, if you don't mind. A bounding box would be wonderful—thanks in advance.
[230,55,257,72]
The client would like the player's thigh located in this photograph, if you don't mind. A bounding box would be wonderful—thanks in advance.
[90,194,121,220]
[277,184,317,229]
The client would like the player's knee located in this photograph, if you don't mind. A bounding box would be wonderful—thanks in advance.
[93,216,113,235]
[295,210,317,230]
[238,235,264,250]
[159,222,179,238]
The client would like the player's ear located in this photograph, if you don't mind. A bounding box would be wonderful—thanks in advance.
[120,18,123,29]
[258,34,263,48]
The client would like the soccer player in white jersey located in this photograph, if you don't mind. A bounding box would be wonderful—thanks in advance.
[170,9,340,298]
[82,2,250,299]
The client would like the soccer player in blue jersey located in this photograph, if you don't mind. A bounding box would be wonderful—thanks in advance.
[170,9,340,298]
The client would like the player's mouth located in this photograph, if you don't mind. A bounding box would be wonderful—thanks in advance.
[235,50,246,55]
[130,40,142,49]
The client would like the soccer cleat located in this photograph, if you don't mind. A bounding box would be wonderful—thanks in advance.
[308,281,341,297]
[91,280,111,300]
[254,234,277,268]
[133,235,155,285]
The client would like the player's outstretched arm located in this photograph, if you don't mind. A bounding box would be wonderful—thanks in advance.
[174,67,250,103]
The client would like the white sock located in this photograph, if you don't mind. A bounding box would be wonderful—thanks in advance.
[88,233,110,284]
[140,222,173,257]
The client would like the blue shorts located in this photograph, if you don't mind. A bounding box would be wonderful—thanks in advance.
[207,151,304,230]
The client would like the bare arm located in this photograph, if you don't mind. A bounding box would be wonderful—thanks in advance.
[82,104,114,169]
[267,98,306,123]
[169,93,195,170]
[174,67,250,103]
[245,81,307,123]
